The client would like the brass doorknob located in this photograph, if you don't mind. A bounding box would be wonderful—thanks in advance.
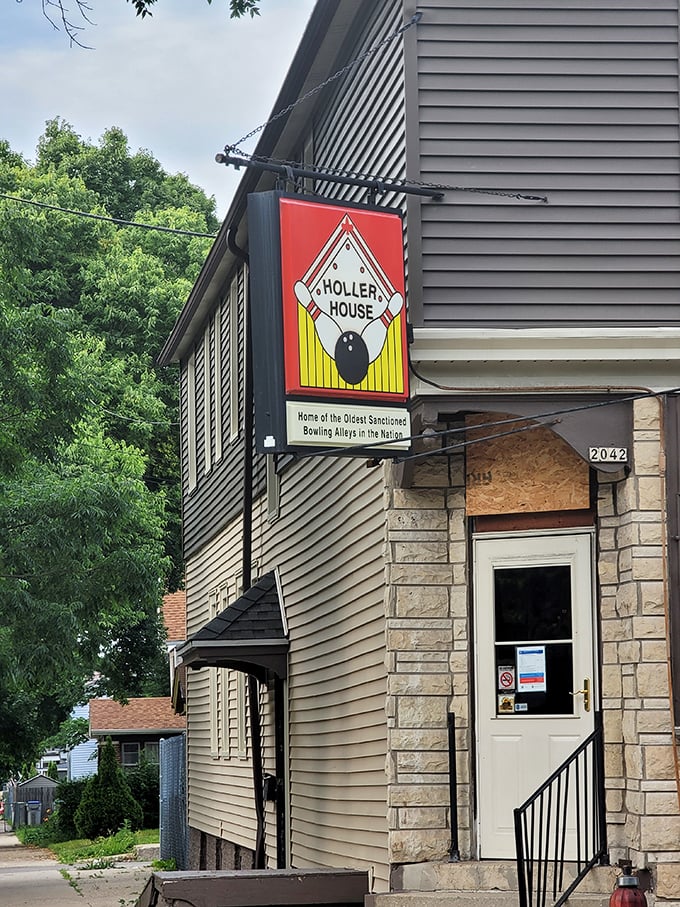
[570,678,591,712]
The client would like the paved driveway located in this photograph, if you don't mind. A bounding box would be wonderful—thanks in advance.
[0,828,153,906]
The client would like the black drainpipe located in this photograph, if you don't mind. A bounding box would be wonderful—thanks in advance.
[227,225,266,869]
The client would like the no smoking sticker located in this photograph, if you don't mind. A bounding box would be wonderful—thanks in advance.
[498,665,515,691]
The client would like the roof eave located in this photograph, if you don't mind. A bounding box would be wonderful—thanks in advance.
[157,0,362,367]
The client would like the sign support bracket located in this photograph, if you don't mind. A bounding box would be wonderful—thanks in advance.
[215,153,445,201]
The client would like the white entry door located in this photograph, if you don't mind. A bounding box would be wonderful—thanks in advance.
[473,531,596,859]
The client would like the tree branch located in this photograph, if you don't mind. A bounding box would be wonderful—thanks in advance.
[41,0,95,48]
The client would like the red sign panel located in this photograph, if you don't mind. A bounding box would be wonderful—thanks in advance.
[279,197,409,403]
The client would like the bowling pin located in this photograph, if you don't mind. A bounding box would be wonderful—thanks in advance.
[361,291,404,363]
[294,280,341,358]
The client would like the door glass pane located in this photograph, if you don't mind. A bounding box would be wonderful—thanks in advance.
[495,565,571,641]
[494,565,574,716]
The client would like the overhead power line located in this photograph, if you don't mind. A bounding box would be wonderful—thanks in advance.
[0,193,219,238]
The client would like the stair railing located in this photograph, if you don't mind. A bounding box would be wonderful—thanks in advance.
[514,718,607,907]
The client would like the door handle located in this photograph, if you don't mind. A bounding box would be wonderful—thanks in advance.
[570,678,591,712]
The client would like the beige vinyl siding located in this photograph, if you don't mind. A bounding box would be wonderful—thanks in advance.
[262,456,389,886]
[185,514,258,846]
[411,0,680,325]
[185,454,389,881]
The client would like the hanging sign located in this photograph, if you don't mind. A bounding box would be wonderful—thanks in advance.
[516,645,547,693]
[249,191,411,457]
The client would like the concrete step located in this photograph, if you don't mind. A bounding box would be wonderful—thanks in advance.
[393,861,617,896]
[367,893,517,907]
[134,843,160,862]
[368,862,621,907]
[367,893,612,907]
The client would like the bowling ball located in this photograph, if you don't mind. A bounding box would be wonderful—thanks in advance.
[335,331,369,385]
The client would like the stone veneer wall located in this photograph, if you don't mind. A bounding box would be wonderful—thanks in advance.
[384,450,471,864]
[597,397,680,903]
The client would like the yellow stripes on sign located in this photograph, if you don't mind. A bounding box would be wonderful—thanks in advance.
[297,306,404,394]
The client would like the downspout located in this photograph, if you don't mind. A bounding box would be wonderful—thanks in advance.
[227,225,266,869]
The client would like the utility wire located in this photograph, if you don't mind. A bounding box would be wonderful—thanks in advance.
[297,385,680,460]
[0,193,218,238]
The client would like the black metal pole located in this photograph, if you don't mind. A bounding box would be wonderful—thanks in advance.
[227,225,266,869]
[274,677,286,868]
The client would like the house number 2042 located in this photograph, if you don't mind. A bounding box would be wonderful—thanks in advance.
[588,447,628,463]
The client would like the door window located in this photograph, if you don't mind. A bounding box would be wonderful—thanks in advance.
[493,564,574,716]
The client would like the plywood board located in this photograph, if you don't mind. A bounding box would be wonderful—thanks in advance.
[465,413,590,516]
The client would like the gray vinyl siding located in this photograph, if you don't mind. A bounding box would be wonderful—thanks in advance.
[262,457,389,886]
[310,0,407,212]
[181,268,266,559]
[410,0,680,326]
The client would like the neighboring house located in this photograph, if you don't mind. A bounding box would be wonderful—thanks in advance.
[159,1,680,903]
[89,698,186,770]
[36,703,97,782]
[66,703,98,781]
[162,590,188,713]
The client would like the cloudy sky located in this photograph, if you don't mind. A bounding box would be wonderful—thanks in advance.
[0,0,317,217]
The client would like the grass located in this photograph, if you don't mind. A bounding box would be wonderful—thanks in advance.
[16,818,159,864]
[50,826,159,863]
[47,827,159,864]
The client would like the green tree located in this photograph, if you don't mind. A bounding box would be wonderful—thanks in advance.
[53,778,89,838]
[0,123,212,775]
[40,717,91,753]
[75,739,143,838]
[36,1,262,46]
[127,757,161,828]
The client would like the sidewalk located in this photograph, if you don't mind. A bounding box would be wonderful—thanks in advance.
[0,828,153,906]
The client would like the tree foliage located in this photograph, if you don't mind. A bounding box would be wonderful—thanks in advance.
[75,739,143,838]
[40,717,91,753]
[0,120,214,777]
[39,0,262,47]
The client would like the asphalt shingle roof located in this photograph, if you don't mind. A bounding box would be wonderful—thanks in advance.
[178,571,289,680]
[193,572,285,643]
[89,697,186,734]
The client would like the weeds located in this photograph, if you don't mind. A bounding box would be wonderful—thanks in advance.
[49,822,159,863]
[59,868,82,896]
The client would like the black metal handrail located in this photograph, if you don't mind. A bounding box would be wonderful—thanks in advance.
[514,718,607,907]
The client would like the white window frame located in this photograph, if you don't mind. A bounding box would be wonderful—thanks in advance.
[203,328,212,474]
[209,588,220,759]
[214,305,223,463]
[186,351,197,492]
[121,742,140,770]
[229,278,240,441]
[236,671,247,759]
[143,742,159,764]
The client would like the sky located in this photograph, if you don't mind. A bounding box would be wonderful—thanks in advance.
[0,0,317,218]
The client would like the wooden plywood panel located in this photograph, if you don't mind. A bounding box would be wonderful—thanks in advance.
[465,413,589,516]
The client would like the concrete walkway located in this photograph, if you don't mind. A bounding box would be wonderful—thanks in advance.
[0,828,153,906]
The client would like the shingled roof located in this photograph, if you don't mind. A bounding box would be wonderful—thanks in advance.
[176,571,289,681]
[162,590,186,642]
[89,697,186,736]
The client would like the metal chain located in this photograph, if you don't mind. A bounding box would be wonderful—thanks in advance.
[221,10,547,204]
[224,12,423,154]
